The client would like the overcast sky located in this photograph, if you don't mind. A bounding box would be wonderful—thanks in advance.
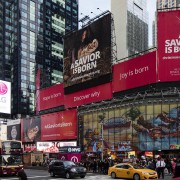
[79,0,157,46]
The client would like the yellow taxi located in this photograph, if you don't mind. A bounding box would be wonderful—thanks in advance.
[108,163,157,180]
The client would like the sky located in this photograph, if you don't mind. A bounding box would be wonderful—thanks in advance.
[79,0,157,46]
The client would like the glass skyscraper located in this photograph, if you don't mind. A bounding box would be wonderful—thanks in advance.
[111,0,149,61]
[1,0,78,118]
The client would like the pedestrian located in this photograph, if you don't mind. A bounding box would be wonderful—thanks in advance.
[17,169,28,180]
[156,156,166,179]
[172,158,177,177]
[93,159,97,173]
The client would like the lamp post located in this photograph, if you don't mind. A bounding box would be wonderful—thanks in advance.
[98,112,106,162]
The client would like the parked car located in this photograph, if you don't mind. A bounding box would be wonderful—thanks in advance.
[108,163,157,180]
[48,160,86,179]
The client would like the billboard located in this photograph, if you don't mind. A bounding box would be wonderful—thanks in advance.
[113,51,157,93]
[39,83,64,111]
[0,80,11,114]
[157,10,180,82]
[41,109,77,141]
[65,83,112,108]
[36,141,77,153]
[7,119,21,140]
[63,13,112,91]
[21,116,41,142]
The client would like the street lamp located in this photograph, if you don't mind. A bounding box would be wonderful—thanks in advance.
[98,112,106,161]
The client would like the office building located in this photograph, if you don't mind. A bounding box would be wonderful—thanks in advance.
[157,0,180,9]
[1,0,78,118]
[111,0,149,61]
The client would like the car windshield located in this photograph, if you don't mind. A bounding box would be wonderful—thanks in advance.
[64,161,76,167]
[132,164,145,169]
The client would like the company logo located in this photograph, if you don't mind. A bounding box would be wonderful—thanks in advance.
[0,82,8,95]
[71,156,78,163]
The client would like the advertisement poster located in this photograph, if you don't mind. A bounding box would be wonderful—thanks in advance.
[0,80,11,114]
[63,13,111,88]
[36,141,77,153]
[7,119,21,140]
[21,116,41,142]
[157,10,180,82]
[113,51,157,93]
[65,83,112,108]
[39,83,64,111]
[83,104,180,152]
[41,109,77,141]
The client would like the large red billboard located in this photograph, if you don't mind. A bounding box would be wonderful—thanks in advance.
[112,51,157,92]
[63,13,112,89]
[157,10,180,82]
[39,83,64,111]
[41,109,77,141]
[65,83,112,108]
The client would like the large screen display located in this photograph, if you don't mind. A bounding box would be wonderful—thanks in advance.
[41,109,77,141]
[7,119,21,140]
[0,80,11,114]
[39,83,64,111]
[157,10,180,82]
[63,14,112,90]
[113,51,157,92]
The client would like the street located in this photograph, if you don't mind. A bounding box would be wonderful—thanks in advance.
[0,169,174,180]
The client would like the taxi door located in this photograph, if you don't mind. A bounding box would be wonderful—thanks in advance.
[114,165,129,179]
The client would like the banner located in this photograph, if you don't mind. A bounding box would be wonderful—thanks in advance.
[63,14,111,88]
[7,119,21,140]
[113,51,157,92]
[41,109,77,141]
[39,83,64,111]
[65,83,112,108]
[157,10,180,82]
[0,80,11,114]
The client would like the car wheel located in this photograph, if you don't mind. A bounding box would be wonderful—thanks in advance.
[65,172,71,179]
[80,175,85,178]
[111,172,116,179]
[50,171,55,177]
[133,173,140,180]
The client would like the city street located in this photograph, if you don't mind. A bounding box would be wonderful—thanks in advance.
[0,169,174,180]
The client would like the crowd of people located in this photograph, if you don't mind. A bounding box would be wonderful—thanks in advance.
[79,156,180,179]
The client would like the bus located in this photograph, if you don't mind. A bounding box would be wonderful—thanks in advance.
[0,140,23,175]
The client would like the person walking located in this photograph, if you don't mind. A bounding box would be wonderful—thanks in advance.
[156,157,166,179]
[172,158,177,177]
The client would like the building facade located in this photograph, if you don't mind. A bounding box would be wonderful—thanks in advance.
[1,0,78,118]
[157,0,180,9]
[111,0,149,61]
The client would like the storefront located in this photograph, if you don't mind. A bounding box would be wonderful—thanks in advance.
[78,90,180,160]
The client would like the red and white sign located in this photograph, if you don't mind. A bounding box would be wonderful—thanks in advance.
[112,51,157,93]
[65,83,112,108]
[157,10,180,82]
[59,153,81,163]
[0,80,11,114]
[39,83,64,111]
[41,109,77,141]
[36,141,77,153]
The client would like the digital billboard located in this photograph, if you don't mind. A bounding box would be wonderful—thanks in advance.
[39,83,64,111]
[0,80,11,114]
[65,83,112,108]
[63,13,112,92]
[113,51,157,93]
[41,109,77,141]
[21,116,41,143]
[7,119,21,140]
[157,10,180,82]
